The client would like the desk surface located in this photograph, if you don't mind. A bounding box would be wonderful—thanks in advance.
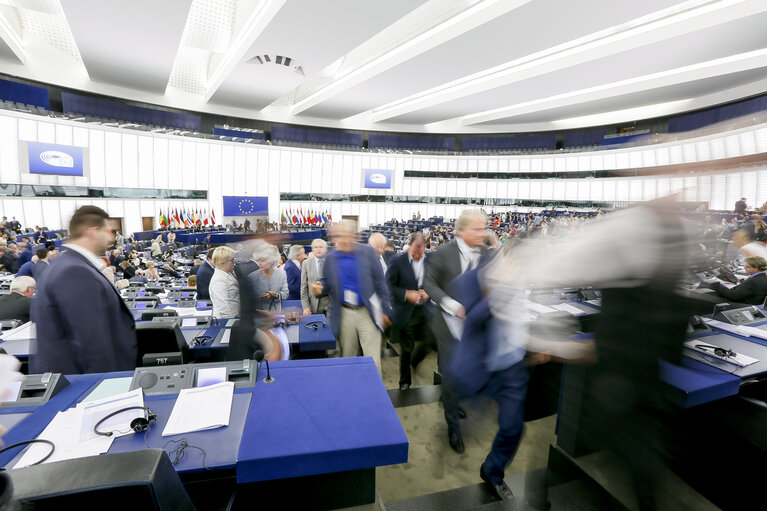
[0,358,407,481]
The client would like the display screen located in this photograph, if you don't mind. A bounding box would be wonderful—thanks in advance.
[0,381,22,402]
[196,367,227,387]
[27,141,85,177]
[363,169,392,189]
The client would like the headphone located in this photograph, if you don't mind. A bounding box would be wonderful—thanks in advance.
[190,334,213,347]
[695,344,736,359]
[304,320,327,331]
[93,406,157,437]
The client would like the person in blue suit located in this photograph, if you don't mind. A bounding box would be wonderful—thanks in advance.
[196,248,216,300]
[31,248,51,283]
[17,241,33,268]
[447,264,528,502]
[284,245,305,300]
[30,206,137,374]
[313,221,391,375]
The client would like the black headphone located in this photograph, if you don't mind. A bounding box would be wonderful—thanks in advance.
[695,344,736,358]
[304,320,327,331]
[93,406,157,437]
[190,335,213,347]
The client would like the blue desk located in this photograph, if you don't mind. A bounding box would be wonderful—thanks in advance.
[176,230,326,245]
[237,357,408,483]
[0,358,407,507]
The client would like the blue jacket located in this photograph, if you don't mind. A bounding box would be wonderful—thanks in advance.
[16,261,35,278]
[285,260,302,301]
[17,248,33,267]
[322,244,391,338]
[31,260,50,282]
[30,248,137,374]
[448,268,496,395]
[196,261,215,300]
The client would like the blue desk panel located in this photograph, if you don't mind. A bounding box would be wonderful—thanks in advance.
[109,392,252,474]
[176,230,326,245]
[236,357,408,483]
[659,360,740,408]
[296,314,336,351]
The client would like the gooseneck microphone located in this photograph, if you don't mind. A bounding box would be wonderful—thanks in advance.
[254,350,275,383]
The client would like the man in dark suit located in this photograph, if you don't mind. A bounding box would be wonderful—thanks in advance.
[423,209,489,453]
[0,245,19,274]
[17,241,33,268]
[285,245,305,300]
[30,206,136,374]
[386,233,431,390]
[705,256,767,305]
[301,239,329,315]
[383,241,397,265]
[735,197,748,214]
[30,248,51,283]
[196,248,216,300]
[313,221,391,375]
[0,276,35,323]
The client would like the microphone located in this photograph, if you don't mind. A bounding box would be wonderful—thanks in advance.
[254,350,274,383]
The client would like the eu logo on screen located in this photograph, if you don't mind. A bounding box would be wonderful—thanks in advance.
[27,141,84,177]
[363,169,392,189]
[222,196,268,217]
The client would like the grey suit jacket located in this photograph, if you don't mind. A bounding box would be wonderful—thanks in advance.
[423,240,487,343]
[301,256,329,313]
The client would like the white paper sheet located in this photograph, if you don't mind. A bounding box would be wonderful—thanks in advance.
[268,327,290,360]
[443,311,464,340]
[1,322,35,341]
[77,388,145,441]
[162,381,234,436]
[14,408,114,468]
[219,329,232,345]
[683,341,758,367]
[551,303,586,316]
[524,300,556,314]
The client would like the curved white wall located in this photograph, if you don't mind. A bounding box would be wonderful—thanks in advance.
[2,110,767,234]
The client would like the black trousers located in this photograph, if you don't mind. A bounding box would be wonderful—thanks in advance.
[394,306,428,385]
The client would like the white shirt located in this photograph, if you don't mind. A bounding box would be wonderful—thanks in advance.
[456,238,481,273]
[408,254,425,288]
[63,243,106,271]
[378,255,387,274]
[209,268,240,319]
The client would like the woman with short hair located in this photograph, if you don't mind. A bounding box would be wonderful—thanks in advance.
[248,244,289,312]
[209,246,239,319]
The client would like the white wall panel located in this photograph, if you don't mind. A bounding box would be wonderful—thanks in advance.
[684,176,697,202]
[153,137,169,190]
[104,131,123,188]
[195,143,209,191]
[643,179,656,201]
[122,134,139,189]
[89,130,106,187]
[710,175,726,210]
[41,200,61,230]
[233,146,246,196]
[220,146,234,196]
[0,116,19,184]
[590,180,603,201]
[725,173,742,208]
[22,199,43,228]
[138,136,154,188]
[182,140,197,190]
[541,180,553,199]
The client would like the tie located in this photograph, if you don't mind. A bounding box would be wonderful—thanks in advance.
[316,258,324,280]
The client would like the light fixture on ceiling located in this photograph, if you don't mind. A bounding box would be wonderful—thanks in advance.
[550,99,695,129]
[247,53,306,76]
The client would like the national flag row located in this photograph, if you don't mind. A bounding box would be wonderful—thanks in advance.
[158,208,216,228]
[280,209,332,225]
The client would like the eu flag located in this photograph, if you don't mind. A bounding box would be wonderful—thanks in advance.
[222,196,268,216]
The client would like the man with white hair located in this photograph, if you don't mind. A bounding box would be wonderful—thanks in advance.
[301,239,329,315]
[368,233,388,274]
[0,276,35,323]
[285,244,306,301]
[312,221,391,375]
[423,209,489,454]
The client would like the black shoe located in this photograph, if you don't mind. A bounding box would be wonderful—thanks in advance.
[480,466,514,500]
[448,426,464,453]
[399,383,411,391]
[457,407,467,419]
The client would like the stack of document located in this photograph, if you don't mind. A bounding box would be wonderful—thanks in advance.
[551,303,585,316]
[1,322,35,341]
[162,382,234,436]
[13,389,146,468]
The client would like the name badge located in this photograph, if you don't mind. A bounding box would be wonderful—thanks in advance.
[344,290,359,306]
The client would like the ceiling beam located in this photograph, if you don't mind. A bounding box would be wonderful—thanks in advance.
[203,0,287,102]
[461,48,767,125]
[0,10,25,63]
[289,0,533,115]
[369,0,767,123]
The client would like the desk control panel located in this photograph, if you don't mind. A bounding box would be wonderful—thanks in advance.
[0,373,69,408]
[129,360,257,395]
[714,305,766,326]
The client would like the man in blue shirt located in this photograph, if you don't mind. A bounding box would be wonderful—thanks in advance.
[313,221,391,375]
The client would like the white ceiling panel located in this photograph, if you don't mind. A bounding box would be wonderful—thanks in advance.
[209,0,423,110]
[62,0,192,92]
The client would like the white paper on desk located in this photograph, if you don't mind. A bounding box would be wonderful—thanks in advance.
[524,300,556,315]
[219,329,232,345]
[551,303,585,316]
[1,322,35,341]
[164,307,199,316]
[14,408,114,468]
[443,311,464,340]
[77,388,144,442]
[162,381,234,436]
[586,299,602,307]
[683,341,758,367]
[734,325,767,341]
